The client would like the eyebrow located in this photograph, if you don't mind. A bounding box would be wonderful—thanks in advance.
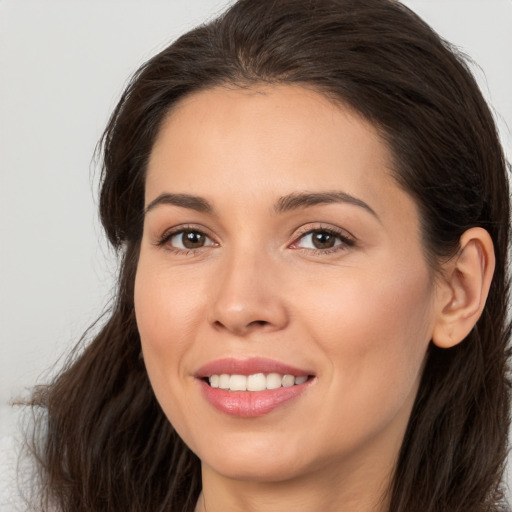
[145,193,213,215]
[274,191,379,218]
[144,190,378,219]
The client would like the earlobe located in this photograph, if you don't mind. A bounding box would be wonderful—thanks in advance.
[432,227,495,349]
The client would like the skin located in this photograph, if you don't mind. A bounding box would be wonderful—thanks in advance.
[134,84,448,512]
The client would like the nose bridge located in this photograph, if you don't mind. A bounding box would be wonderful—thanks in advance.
[209,240,288,335]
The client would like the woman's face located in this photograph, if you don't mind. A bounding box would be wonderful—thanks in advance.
[135,85,440,486]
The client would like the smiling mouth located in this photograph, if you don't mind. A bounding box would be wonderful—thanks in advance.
[198,362,314,417]
[205,373,311,392]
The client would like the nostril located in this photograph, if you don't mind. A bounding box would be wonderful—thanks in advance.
[245,320,273,331]
[212,318,271,335]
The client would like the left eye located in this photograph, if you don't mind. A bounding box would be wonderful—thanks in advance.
[295,229,348,250]
[168,229,215,249]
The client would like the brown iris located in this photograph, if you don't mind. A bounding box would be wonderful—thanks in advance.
[311,231,337,249]
[181,230,206,249]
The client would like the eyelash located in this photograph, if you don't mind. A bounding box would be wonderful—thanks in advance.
[290,225,356,255]
[155,225,216,255]
[155,224,356,256]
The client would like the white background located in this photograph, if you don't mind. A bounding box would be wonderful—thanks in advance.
[1,0,511,509]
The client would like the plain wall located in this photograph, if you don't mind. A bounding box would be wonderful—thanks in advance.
[1,0,511,508]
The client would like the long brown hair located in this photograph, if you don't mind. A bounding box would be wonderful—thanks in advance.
[27,1,511,510]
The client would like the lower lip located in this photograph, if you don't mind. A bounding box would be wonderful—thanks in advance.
[199,380,310,418]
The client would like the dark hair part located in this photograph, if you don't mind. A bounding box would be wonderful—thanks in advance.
[28,0,510,510]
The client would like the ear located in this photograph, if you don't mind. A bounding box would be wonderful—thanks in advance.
[432,227,495,349]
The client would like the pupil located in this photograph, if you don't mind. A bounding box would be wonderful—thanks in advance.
[313,231,335,249]
[183,231,205,248]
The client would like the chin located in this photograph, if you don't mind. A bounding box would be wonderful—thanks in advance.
[203,453,310,484]
[191,429,330,484]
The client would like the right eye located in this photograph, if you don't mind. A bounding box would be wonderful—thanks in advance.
[166,229,216,250]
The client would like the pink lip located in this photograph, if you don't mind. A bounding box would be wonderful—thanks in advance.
[195,358,314,418]
[200,382,310,417]
[195,357,311,378]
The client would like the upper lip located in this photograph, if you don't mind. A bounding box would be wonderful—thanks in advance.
[195,357,313,378]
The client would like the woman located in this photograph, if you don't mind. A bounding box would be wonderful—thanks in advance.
[26,0,510,511]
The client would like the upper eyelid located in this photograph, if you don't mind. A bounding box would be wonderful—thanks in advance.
[154,225,217,248]
[288,225,357,252]
[160,223,214,238]
[292,223,356,241]
[154,222,356,248]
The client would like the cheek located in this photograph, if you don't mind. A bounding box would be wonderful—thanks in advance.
[302,258,433,341]
[302,262,435,413]
[134,257,203,355]
[133,258,203,416]
[133,256,206,439]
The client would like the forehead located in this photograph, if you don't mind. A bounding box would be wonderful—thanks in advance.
[145,84,416,227]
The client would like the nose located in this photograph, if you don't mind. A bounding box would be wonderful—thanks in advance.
[208,249,289,336]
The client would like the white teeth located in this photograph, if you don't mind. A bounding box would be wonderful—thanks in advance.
[229,374,247,391]
[266,373,282,389]
[207,372,309,391]
[282,374,295,387]
[219,374,230,389]
[294,375,308,385]
[247,373,267,391]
